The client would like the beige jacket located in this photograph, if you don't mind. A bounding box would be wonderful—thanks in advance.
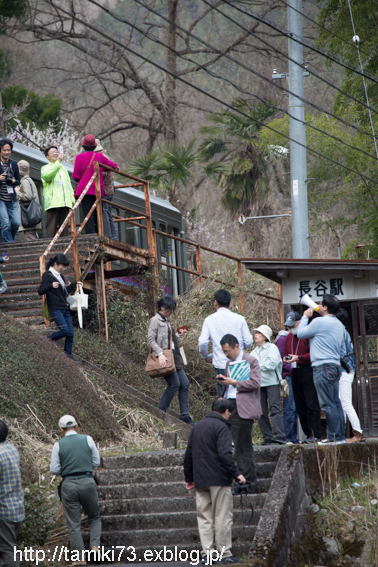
[17,175,42,231]
[147,313,172,356]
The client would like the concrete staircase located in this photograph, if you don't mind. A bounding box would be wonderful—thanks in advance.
[93,446,281,560]
[0,236,99,326]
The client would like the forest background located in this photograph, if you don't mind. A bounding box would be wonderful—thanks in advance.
[1,0,377,262]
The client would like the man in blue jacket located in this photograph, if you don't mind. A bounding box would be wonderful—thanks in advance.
[184,398,246,564]
[297,294,346,444]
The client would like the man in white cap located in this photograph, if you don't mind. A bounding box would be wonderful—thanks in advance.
[50,415,101,565]
[251,325,286,445]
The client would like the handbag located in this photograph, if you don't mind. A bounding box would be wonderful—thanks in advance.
[69,285,89,310]
[43,299,53,322]
[20,199,42,228]
[145,328,176,378]
[279,378,290,398]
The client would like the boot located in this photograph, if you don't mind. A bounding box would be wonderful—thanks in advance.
[346,430,365,443]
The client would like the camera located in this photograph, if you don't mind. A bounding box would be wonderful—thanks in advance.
[232,480,254,495]
[284,355,291,361]
[5,171,13,185]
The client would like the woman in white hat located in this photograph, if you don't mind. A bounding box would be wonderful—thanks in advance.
[251,325,286,445]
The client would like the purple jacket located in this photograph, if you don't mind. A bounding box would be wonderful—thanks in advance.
[276,334,291,379]
[223,352,262,420]
[73,151,118,197]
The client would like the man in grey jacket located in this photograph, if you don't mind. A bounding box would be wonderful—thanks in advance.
[50,415,101,565]
[216,334,261,490]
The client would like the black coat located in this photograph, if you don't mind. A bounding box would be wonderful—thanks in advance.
[38,271,76,311]
[184,412,240,487]
[0,159,21,203]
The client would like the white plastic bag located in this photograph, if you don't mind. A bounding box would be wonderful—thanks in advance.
[69,284,88,329]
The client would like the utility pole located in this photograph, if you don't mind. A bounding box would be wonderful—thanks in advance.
[288,0,309,258]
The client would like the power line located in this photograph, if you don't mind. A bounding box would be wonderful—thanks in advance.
[4,121,44,151]
[346,0,378,159]
[97,0,378,163]
[131,0,378,130]
[218,0,378,87]
[47,1,378,187]
[276,0,371,59]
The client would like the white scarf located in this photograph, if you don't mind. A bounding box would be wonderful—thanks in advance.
[49,266,67,294]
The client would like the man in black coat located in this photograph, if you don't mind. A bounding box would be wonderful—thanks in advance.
[184,398,246,565]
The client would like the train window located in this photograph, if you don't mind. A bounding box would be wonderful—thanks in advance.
[159,223,168,256]
[125,223,140,247]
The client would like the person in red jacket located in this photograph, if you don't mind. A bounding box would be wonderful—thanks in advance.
[284,311,321,443]
[72,134,119,234]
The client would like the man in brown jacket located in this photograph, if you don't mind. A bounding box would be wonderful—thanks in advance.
[217,334,261,491]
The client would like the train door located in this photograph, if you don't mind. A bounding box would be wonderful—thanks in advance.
[167,226,180,298]
[351,299,378,436]
[158,223,171,295]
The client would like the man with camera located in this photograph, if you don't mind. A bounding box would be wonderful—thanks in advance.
[0,138,21,242]
[216,334,261,490]
[297,294,346,445]
[184,398,246,565]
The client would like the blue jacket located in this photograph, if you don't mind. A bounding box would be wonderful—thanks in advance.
[0,159,20,203]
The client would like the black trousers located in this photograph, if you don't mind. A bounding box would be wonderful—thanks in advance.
[291,364,321,439]
[81,195,98,234]
[228,399,256,485]
[45,207,71,239]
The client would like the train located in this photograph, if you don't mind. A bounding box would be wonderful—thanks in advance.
[10,140,189,297]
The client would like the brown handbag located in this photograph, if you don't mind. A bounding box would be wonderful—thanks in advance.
[145,328,176,378]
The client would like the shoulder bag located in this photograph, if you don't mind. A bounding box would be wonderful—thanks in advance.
[20,180,42,228]
[145,327,176,378]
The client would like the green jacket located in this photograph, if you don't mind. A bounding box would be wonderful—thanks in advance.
[41,161,75,211]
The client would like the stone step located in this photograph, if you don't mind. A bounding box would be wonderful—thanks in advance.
[0,235,99,250]
[101,447,281,471]
[99,493,267,516]
[0,300,41,311]
[101,509,261,532]
[97,479,271,500]
[97,463,276,486]
[0,291,40,303]
[3,276,43,286]
[7,308,43,318]
[97,526,256,548]
[2,249,93,264]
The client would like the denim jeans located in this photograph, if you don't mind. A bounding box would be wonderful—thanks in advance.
[214,367,226,397]
[49,309,74,357]
[0,199,20,242]
[157,368,190,418]
[313,363,345,442]
[283,375,298,443]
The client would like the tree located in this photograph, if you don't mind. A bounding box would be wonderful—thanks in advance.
[198,99,275,213]
[258,112,378,257]
[317,1,378,127]
[127,140,199,208]
[9,0,285,149]
[2,85,61,130]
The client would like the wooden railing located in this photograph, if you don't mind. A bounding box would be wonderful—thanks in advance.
[39,161,283,333]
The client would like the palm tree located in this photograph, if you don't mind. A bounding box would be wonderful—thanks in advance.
[127,140,199,208]
[198,98,275,213]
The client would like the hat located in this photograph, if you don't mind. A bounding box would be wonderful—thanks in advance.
[253,324,272,341]
[94,138,104,152]
[18,160,30,177]
[81,134,96,147]
[284,311,301,327]
[58,415,77,429]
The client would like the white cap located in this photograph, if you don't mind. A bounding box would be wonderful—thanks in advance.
[253,324,273,341]
[58,415,77,429]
